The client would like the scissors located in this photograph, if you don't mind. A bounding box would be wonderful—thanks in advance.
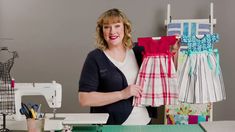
[28,103,39,112]
[19,103,32,119]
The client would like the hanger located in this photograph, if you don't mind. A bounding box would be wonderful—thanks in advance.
[195,34,206,39]
[152,36,181,40]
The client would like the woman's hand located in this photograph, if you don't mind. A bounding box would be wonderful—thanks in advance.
[171,38,180,52]
[120,85,142,99]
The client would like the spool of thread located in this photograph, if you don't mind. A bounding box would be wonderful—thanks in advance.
[11,78,15,89]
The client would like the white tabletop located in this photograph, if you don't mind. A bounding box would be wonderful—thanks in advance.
[62,113,109,125]
[0,113,109,131]
[200,120,235,132]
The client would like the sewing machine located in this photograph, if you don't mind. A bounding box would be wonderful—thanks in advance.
[1,81,109,131]
[13,80,62,120]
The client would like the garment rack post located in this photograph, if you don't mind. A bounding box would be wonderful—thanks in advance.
[165,2,216,26]
[164,2,216,124]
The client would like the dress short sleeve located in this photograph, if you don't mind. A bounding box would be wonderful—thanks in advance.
[79,53,99,92]
[181,36,189,45]
[162,36,177,46]
[211,33,219,44]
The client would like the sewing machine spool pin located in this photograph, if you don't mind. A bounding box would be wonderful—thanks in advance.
[49,108,65,120]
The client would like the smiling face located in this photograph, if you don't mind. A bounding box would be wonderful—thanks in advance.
[102,22,124,48]
[96,8,133,50]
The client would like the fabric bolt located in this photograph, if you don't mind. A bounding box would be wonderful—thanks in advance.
[174,115,188,125]
[198,115,207,123]
[133,36,178,107]
[188,115,208,124]
[188,115,198,124]
[167,114,175,124]
[167,114,208,124]
[178,33,226,104]
[167,22,211,37]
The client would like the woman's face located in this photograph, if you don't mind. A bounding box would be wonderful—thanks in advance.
[102,22,124,48]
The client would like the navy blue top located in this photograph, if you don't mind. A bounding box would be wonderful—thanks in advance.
[79,45,156,125]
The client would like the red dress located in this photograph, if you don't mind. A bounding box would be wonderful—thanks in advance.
[133,36,178,107]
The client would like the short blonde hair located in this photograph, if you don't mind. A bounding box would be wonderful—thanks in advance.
[96,8,133,50]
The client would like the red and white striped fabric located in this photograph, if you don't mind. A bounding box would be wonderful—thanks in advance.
[133,36,179,107]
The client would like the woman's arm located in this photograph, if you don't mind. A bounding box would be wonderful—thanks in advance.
[79,91,122,107]
[78,84,142,107]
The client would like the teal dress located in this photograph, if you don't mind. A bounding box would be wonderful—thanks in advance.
[178,33,226,103]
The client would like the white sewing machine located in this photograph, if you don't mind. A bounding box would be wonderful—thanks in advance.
[0,81,109,131]
[1,81,109,131]
[12,80,62,120]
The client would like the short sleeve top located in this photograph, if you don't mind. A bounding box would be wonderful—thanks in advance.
[138,36,177,55]
[181,33,219,53]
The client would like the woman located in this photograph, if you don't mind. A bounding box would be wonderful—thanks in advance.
[78,8,154,125]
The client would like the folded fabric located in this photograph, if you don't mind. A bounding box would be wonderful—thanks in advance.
[167,22,211,36]
[174,115,189,125]
[167,114,209,125]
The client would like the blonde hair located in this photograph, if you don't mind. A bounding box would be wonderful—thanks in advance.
[96,8,133,50]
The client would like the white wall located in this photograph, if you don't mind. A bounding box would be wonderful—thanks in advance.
[0,0,234,121]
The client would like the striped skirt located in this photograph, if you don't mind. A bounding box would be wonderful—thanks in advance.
[178,52,226,103]
[133,55,178,107]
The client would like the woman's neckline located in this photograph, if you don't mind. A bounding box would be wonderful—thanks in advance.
[103,49,128,66]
